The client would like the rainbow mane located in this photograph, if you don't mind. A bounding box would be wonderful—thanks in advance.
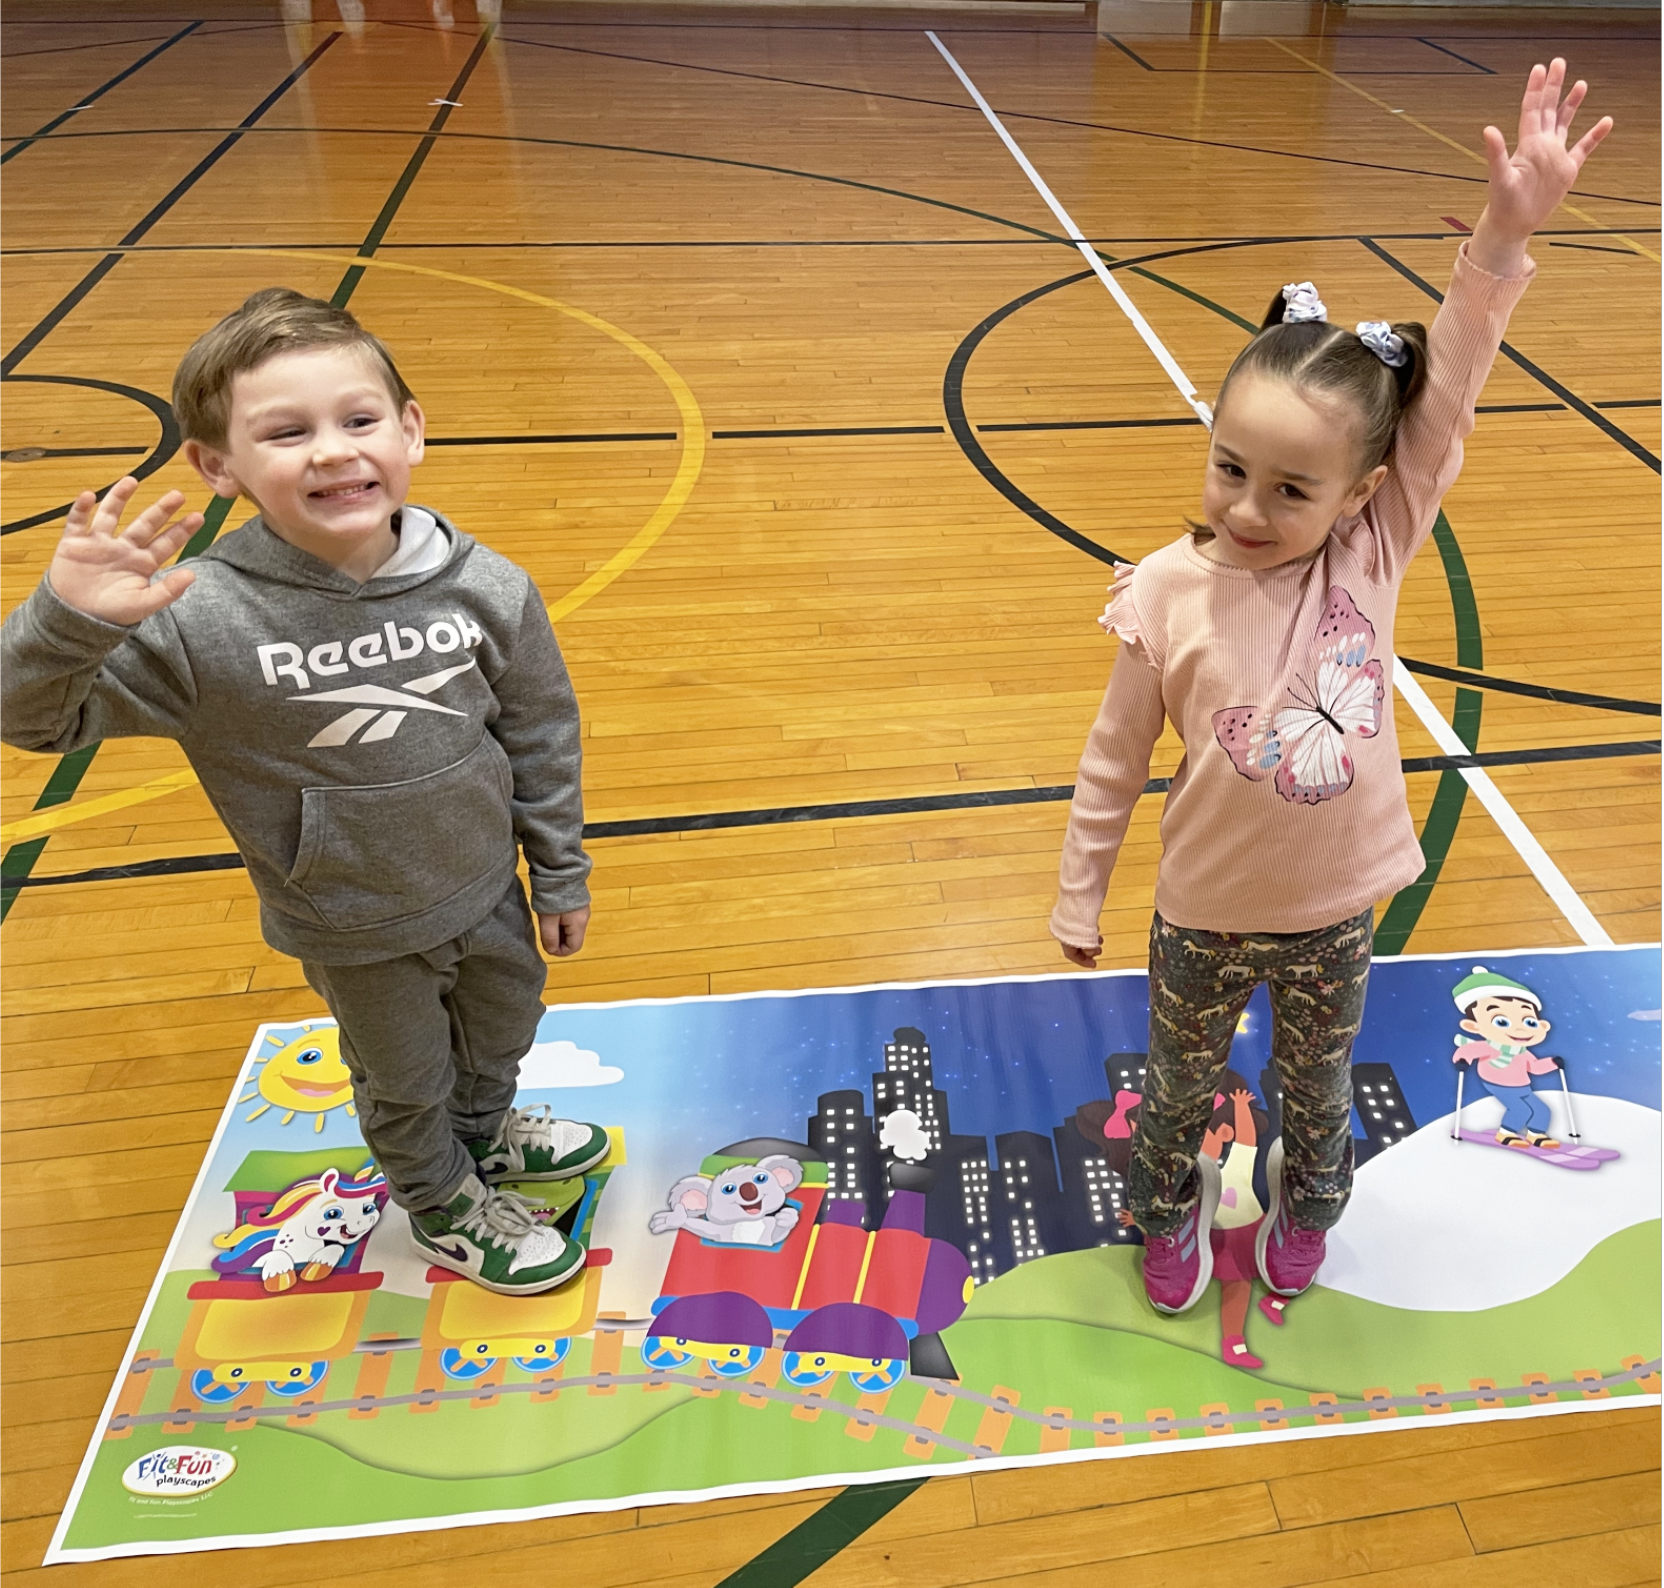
[211,1163,387,1269]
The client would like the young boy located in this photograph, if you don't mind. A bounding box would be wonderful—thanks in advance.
[1,287,608,1296]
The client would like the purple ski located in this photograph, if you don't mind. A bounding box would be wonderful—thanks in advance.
[1454,1130,1620,1170]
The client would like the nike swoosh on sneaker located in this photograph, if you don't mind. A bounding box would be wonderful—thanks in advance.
[424,1235,482,1272]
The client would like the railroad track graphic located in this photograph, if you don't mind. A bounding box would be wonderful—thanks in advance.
[107,1350,1662,1455]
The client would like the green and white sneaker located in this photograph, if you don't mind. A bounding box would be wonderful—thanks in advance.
[410,1174,586,1295]
[469,1104,610,1184]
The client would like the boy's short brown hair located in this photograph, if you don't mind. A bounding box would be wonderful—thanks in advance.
[172,287,415,447]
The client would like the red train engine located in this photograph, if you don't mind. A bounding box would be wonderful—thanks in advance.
[644,1137,973,1391]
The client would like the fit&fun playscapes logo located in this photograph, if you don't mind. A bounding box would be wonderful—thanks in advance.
[121,1447,236,1497]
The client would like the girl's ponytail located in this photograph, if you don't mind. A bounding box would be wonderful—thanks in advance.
[1386,319,1430,410]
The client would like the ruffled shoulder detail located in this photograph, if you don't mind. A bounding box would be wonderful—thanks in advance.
[1097,566,1148,655]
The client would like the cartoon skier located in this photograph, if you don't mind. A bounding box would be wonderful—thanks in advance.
[1451,966,1563,1149]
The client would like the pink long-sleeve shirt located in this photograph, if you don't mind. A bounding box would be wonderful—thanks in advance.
[1052,245,1533,944]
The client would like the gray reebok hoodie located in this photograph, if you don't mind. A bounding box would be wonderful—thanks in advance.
[0,511,591,964]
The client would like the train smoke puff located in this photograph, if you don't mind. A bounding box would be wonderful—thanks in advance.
[880,1109,930,1162]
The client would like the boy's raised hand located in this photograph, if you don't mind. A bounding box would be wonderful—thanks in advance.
[49,478,203,626]
[1481,59,1612,244]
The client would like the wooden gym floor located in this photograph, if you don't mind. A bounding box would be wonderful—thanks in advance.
[1,1,1658,1582]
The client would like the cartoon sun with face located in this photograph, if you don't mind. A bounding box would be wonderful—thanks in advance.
[240,1023,355,1132]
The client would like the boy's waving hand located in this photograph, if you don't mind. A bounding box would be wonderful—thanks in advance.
[49,477,204,626]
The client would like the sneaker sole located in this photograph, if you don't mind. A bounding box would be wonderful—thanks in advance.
[1255,1140,1309,1298]
[412,1234,588,1296]
[480,1136,612,1184]
[1149,1155,1221,1316]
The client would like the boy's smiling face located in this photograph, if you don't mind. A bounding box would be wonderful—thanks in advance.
[1461,995,1551,1047]
[185,344,424,581]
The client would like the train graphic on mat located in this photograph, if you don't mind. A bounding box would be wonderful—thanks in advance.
[643,1137,974,1388]
[172,1140,621,1411]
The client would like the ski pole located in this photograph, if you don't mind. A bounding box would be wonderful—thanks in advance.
[1554,1057,1580,1139]
[1452,1062,1465,1141]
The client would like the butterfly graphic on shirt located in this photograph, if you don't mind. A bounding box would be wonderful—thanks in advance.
[1211,587,1385,805]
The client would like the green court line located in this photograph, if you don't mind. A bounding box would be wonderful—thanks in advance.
[713,1479,925,1588]
[1374,509,1483,953]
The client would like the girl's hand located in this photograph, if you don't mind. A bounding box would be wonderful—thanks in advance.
[1060,939,1102,968]
[47,479,202,626]
[1471,59,1612,272]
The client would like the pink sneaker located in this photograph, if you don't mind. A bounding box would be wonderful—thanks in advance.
[1255,1139,1327,1297]
[1221,1334,1263,1370]
[1140,1156,1220,1316]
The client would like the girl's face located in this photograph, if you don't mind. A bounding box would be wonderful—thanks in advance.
[1198,371,1389,571]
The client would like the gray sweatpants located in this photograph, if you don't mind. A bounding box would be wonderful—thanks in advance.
[302,879,547,1211]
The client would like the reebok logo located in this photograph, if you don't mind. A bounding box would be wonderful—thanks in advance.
[293,660,477,748]
[254,614,486,748]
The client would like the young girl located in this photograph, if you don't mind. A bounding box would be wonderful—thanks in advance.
[1050,62,1612,1317]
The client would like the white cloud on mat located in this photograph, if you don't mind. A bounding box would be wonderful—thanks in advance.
[519,1039,623,1089]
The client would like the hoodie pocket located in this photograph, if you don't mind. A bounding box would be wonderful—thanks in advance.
[286,734,514,931]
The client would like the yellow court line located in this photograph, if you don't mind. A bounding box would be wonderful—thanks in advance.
[1,769,199,844]
[1265,39,1661,264]
[0,248,707,847]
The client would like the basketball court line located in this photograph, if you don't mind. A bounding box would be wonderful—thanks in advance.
[922,29,1622,948]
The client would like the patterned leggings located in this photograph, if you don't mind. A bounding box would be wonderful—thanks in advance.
[1128,908,1374,1238]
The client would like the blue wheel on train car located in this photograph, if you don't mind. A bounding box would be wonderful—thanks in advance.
[190,1369,247,1404]
[440,1345,497,1381]
[513,1337,573,1373]
[848,1358,907,1394]
[641,1335,693,1370]
[780,1350,836,1389]
[705,1343,766,1378]
[266,1360,328,1397]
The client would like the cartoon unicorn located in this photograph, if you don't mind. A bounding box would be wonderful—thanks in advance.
[212,1165,387,1293]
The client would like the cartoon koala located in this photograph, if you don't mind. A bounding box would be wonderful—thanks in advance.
[648,1155,804,1246]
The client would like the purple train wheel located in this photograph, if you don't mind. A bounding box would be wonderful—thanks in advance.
[651,1291,773,1350]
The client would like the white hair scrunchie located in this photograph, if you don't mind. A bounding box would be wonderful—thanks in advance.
[1356,320,1409,368]
[1281,281,1327,323]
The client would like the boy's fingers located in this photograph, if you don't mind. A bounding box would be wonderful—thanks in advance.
[149,513,205,560]
[91,476,141,536]
[62,490,100,537]
[122,491,189,545]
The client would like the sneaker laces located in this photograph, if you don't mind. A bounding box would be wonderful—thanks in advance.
[501,1103,591,1158]
[455,1187,566,1269]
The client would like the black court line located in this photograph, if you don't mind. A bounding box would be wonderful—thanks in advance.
[980,416,1202,434]
[712,425,944,440]
[1360,238,1661,474]
[1,445,146,459]
[0,34,340,378]
[330,24,495,307]
[426,432,677,447]
[1550,240,1651,256]
[1,30,181,61]
[1097,33,1154,71]
[0,20,200,164]
[6,225,1657,256]
[495,32,1657,209]
[1416,36,1495,73]
[1396,659,1661,717]
[13,740,1657,894]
